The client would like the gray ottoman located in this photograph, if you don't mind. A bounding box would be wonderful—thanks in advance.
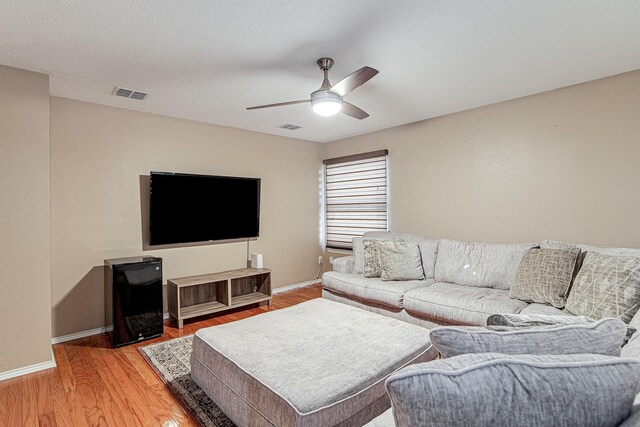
[191,298,437,427]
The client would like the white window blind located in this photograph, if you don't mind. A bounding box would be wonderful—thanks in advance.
[324,150,389,250]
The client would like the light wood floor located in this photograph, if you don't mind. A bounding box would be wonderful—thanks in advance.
[0,284,322,427]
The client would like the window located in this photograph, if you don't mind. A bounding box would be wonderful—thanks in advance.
[323,150,389,250]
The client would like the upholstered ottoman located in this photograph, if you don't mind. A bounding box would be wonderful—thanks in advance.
[191,298,437,427]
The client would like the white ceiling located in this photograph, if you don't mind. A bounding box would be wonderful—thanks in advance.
[1,1,639,143]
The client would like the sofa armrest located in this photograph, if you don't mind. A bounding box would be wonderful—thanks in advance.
[332,256,355,274]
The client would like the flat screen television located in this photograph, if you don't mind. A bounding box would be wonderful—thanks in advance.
[149,171,260,246]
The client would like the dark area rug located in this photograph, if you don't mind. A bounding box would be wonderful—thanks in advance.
[139,336,235,427]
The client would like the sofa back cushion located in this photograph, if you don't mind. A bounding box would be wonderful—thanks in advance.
[385,353,640,427]
[434,239,537,290]
[364,232,439,279]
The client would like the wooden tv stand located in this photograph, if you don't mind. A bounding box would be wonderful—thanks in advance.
[167,268,272,328]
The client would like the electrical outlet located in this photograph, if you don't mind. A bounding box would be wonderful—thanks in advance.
[318,256,323,265]
[329,257,334,265]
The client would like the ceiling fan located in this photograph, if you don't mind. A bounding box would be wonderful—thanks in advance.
[246,58,378,119]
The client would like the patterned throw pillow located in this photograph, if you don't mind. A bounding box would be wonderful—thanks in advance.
[363,239,383,278]
[509,248,580,308]
[565,252,640,323]
[378,240,425,281]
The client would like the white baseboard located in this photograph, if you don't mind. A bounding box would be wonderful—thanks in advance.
[51,326,107,344]
[273,279,321,295]
[51,312,171,344]
[0,359,57,382]
[51,281,320,346]
[8,283,316,382]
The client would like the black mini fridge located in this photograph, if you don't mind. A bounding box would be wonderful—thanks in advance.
[104,257,163,347]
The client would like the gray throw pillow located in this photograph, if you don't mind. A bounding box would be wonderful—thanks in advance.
[385,353,640,427]
[487,313,595,327]
[487,313,636,346]
[377,240,425,281]
[363,239,383,278]
[565,252,640,323]
[509,248,579,308]
[430,318,628,358]
[352,237,365,274]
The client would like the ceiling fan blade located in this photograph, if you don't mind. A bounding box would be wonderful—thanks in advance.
[341,101,369,120]
[330,66,379,97]
[246,100,310,110]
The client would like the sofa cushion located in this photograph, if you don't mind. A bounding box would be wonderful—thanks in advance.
[434,239,537,290]
[364,232,439,280]
[378,240,425,281]
[403,282,528,325]
[565,252,640,323]
[519,302,567,316]
[429,318,628,358]
[385,353,640,427]
[509,248,580,308]
[322,271,431,309]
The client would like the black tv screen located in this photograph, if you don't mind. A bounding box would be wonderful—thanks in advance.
[149,171,260,245]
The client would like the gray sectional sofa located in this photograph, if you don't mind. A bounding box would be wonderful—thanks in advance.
[323,232,574,328]
[322,231,640,426]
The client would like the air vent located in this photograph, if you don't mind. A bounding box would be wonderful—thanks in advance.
[279,123,302,130]
[115,88,133,97]
[113,87,149,100]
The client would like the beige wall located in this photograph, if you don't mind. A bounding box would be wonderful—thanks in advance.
[50,97,322,337]
[324,70,640,252]
[0,66,52,373]
[5,63,640,353]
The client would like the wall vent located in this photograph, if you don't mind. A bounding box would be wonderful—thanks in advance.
[279,123,302,130]
[113,87,149,100]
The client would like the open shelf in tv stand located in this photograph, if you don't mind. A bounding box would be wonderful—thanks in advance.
[167,268,272,328]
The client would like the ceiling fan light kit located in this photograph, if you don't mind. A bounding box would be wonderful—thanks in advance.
[311,90,342,117]
[247,57,378,120]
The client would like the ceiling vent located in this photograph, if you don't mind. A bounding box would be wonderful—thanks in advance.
[279,123,302,130]
[113,87,149,100]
